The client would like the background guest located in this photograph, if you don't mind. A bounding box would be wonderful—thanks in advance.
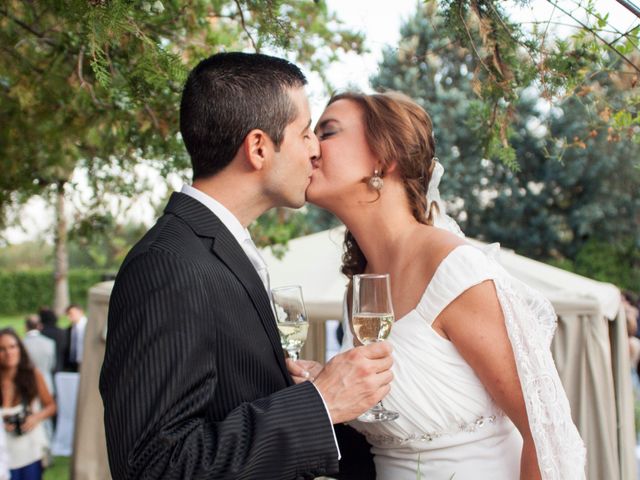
[622,293,640,397]
[63,305,87,373]
[22,317,55,394]
[38,308,66,375]
[0,328,56,480]
[0,418,8,480]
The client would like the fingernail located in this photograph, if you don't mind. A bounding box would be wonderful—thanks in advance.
[302,370,310,378]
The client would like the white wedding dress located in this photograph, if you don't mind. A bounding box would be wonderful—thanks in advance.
[342,244,586,480]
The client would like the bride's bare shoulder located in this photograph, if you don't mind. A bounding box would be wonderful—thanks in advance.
[415,225,469,272]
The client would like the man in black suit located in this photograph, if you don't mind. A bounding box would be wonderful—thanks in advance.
[39,307,66,375]
[63,304,87,372]
[100,52,393,479]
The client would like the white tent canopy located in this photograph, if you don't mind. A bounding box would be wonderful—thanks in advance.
[262,227,348,320]
[261,226,621,320]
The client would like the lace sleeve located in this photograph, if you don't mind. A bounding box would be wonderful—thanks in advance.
[494,272,586,479]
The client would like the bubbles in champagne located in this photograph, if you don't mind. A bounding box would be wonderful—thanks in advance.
[352,313,394,344]
[277,321,309,352]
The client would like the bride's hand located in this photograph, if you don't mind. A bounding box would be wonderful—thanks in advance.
[286,358,323,384]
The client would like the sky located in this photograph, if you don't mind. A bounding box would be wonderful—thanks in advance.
[2,0,638,244]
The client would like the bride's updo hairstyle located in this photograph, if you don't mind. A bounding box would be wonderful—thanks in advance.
[330,91,438,279]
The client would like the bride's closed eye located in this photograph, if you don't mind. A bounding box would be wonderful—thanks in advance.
[318,130,337,141]
[315,118,340,141]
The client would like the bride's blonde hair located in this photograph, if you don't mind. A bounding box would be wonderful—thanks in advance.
[328,91,438,279]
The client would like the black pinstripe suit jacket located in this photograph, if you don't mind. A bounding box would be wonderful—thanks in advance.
[99,192,368,479]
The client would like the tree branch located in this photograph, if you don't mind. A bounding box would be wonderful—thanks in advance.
[611,25,640,46]
[615,0,640,19]
[521,20,632,36]
[0,9,57,47]
[233,0,259,53]
[458,6,495,81]
[144,104,160,130]
[545,0,640,74]
[77,46,101,106]
[485,2,542,67]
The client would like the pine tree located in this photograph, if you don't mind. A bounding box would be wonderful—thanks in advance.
[372,3,640,288]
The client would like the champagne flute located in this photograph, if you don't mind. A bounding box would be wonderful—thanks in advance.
[351,273,399,422]
[272,285,309,361]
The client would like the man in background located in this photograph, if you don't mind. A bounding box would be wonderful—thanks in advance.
[23,314,56,393]
[39,307,66,374]
[64,305,87,372]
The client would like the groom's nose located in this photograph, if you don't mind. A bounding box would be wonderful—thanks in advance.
[309,131,320,162]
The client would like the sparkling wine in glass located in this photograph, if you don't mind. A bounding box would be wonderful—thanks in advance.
[272,285,309,361]
[352,273,399,422]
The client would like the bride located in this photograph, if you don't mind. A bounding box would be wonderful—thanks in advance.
[289,91,585,479]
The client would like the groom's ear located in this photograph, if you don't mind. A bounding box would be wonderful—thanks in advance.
[242,129,273,171]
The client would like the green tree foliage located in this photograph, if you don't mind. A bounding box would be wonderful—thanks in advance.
[69,216,149,269]
[0,219,149,271]
[0,0,364,221]
[0,239,50,270]
[0,269,103,314]
[373,2,640,288]
[437,0,640,162]
[0,0,364,309]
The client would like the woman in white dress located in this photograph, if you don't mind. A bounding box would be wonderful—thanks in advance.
[289,91,585,479]
[0,329,56,480]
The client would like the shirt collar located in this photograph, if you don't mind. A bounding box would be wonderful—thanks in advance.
[180,184,250,246]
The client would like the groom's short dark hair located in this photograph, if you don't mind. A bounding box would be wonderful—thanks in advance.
[180,52,307,180]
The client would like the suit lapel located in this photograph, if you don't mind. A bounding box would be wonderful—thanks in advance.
[211,232,290,382]
[165,193,291,384]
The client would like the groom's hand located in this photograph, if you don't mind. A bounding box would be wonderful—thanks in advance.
[313,342,394,424]
[287,358,323,384]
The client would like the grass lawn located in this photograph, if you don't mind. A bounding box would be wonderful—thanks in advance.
[44,457,71,480]
[0,313,26,336]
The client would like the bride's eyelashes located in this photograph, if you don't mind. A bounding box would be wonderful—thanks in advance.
[318,130,337,141]
[315,118,340,141]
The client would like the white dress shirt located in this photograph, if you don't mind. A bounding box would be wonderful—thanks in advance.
[70,315,88,364]
[179,185,340,458]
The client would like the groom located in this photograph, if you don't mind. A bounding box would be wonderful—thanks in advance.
[99,52,391,479]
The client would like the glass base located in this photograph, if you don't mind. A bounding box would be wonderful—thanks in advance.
[357,405,399,423]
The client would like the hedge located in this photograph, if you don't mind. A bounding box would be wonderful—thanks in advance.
[0,269,112,315]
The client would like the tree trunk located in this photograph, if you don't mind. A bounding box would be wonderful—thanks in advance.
[53,180,69,316]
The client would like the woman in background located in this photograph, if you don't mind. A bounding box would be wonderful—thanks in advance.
[0,329,56,480]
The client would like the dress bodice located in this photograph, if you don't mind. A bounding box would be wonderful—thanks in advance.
[346,246,513,442]
[341,243,585,479]
[356,311,505,448]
